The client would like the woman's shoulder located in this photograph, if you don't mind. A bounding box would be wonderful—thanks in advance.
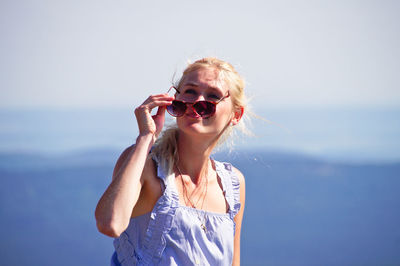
[112,145,157,183]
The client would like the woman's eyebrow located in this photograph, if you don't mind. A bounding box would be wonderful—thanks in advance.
[183,82,222,93]
[183,82,199,87]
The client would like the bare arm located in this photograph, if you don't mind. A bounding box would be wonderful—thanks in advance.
[232,168,246,266]
[95,135,153,237]
[94,94,173,238]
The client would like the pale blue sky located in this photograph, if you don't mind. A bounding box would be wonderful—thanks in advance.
[1,0,399,109]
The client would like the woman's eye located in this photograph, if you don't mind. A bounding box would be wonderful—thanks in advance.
[209,94,220,100]
[184,89,196,94]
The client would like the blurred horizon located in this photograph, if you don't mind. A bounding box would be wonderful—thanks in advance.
[1,106,399,163]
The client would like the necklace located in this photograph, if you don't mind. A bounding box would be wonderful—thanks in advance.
[176,162,208,233]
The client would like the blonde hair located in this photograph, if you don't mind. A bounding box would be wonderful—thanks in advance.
[151,57,249,174]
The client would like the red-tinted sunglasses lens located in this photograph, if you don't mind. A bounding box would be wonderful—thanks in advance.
[193,101,216,117]
[167,100,187,117]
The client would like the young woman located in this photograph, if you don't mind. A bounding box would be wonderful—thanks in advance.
[95,57,247,265]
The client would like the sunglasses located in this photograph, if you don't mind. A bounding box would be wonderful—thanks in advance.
[166,86,230,118]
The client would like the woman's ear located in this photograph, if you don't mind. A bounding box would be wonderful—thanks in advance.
[231,106,244,126]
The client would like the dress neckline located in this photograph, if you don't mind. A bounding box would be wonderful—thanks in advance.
[169,159,230,215]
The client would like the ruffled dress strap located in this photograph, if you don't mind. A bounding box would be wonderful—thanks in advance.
[213,160,241,221]
[138,155,180,265]
[113,154,180,265]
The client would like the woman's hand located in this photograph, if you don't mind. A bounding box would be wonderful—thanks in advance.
[134,94,174,139]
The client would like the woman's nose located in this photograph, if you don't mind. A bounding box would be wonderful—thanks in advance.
[193,94,207,102]
[185,103,200,118]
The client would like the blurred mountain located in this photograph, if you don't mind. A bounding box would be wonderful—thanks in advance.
[0,149,399,266]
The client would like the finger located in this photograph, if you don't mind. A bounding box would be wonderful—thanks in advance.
[152,106,166,120]
[143,99,173,111]
[143,94,174,104]
[156,105,166,116]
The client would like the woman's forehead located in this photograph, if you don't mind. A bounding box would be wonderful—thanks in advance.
[182,68,227,92]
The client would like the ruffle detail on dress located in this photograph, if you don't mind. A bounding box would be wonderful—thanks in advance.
[140,165,180,265]
[151,153,166,182]
[214,161,241,220]
[113,231,140,265]
[229,165,241,219]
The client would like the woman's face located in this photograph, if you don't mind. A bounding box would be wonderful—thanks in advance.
[176,67,234,139]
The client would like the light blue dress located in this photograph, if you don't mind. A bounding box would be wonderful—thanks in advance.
[111,158,241,265]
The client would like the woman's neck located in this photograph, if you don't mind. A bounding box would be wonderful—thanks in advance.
[176,133,217,184]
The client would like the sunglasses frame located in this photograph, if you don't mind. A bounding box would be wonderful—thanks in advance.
[166,86,230,118]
